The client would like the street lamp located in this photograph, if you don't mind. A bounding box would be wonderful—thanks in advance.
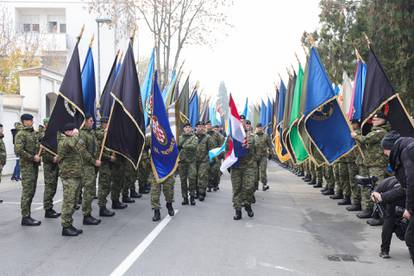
[95,17,112,95]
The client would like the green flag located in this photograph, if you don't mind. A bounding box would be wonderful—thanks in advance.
[287,64,308,164]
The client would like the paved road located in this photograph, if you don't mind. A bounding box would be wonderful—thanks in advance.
[0,162,413,276]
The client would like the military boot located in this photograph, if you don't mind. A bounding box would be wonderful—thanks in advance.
[99,207,115,217]
[182,197,189,205]
[330,193,343,200]
[152,209,161,222]
[77,194,82,205]
[320,187,328,193]
[45,208,61,218]
[367,218,383,226]
[21,216,41,226]
[356,209,373,219]
[198,193,206,201]
[346,204,362,212]
[379,251,390,259]
[207,187,212,192]
[233,209,242,220]
[62,226,79,237]
[190,196,196,206]
[338,195,351,205]
[112,200,128,209]
[83,215,101,225]
[309,179,316,185]
[313,181,323,188]
[73,204,80,210]
[303,175,311,182]
[244,205,254,217]
[321,188,335,196]
[297,171,304,177]
[166,203,175,216]
[70,225,83,234]
[130,189,142,199]
[122,196,135,203]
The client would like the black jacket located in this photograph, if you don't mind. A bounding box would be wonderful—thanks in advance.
[389,137,414,212]
[375,176,405,204]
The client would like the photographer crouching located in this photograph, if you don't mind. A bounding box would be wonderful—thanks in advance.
[381,131,414,264]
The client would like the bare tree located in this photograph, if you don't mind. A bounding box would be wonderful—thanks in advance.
[89,0,232,87]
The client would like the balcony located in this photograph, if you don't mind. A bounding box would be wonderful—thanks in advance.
[15,32,68,53]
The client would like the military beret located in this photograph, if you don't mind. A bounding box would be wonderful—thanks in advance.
[381,130,401,150]
[374,111,387,120]
[195,121,204,126]
[20,113,33,121]
[256,123,263,127]
[100,116,109,123]
[85,113,93,119]
[43,117,50,124]
[205,120,211,125]
[245,120,251,125]
[63,122,76,132]
[183,122,191,128]
[240,115,246,119]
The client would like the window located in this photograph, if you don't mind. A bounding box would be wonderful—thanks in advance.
[23,24,31,32]
[32,24,39,32]
[59,23,66,33]
[48,21,57,33]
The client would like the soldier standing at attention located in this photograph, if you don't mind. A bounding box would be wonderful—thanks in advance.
[38,118,60,219]
[195,121,214,201]
[254,123,271,191]
[0,123,6,204]
[178,123,198,206]
[15,114,41,226]
[231,118,255,220]
[206,121,224,192]
[58,123,84,236]
[79,114,102,226]
[95,117,116,217]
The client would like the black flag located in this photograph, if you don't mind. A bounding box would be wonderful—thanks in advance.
[99,52,119,118]
[106,40,145,168]
[361,48,414,137]
[42,42,85,154]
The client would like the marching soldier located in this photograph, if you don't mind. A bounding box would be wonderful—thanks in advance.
[38,118,60,218]
[206,121,224,192]
[195,121,214,201]
[254,123,272,191]
[137,139,151,194]
[58,123,84,236]
[110,154,128,209]
[0,123,6,204]
[178,123,198,205]
[15,114,41,226]
[123,160,141,200]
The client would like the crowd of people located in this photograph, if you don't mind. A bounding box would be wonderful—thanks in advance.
[281,110,414,264]
[0,113,272,236]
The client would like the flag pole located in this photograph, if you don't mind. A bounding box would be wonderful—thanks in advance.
[89,34,95,48]
[98,103,115,161]
[77,24,85,41]
[354,47,364,63]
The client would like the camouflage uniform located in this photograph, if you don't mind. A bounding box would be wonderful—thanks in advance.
[354,124,390,210]
[123,160,137,198]
[207,130,224,189]
[178,133,198,199]
[137,139,151,193]
[231,133,256,209]
[38,125,59,210]
[79,127,98,217]
[111,154,126,202]
[95,126,113,208]
[15,126,40,217]
[338,155,351,199]
[195,133,214,196]
[333,163,341,195]
[347,149,361,206]
[254,131,272,187]
[310,161,323,184]
[58,133,84,227]
[151,174,175,210]
[323,164,335,190]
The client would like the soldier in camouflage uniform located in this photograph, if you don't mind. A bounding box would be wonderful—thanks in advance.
[352,112,390,222]
[137,137,151,194]
[195,121,214,201]
[213,124,225,190]
[15,114,42,226]
[78,114,102,225]
[254,123,272,191]
[38,118,61,218]
[231,118,256,220]
[321,164,335,195]
[0,123,6,204]
[122,160,140,202]
[58,123,84,236]
[206,121,224,192]
[178,123,198,205]
[303,159,312,182]
[337,155,352,206]
[309,160,323,187]
[110,154,128,209]
[96,117,116,217]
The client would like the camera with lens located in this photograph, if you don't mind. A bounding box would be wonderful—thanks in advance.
[395,206,406,218]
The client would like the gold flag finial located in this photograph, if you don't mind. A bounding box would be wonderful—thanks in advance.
[89,34,95,48]
[294,52,301,67]
[354,47,364,63]
[77,24,85,40]
[363,32,371,47]
[307,34,316,47]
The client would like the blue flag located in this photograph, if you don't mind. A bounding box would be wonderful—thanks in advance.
[260,100,267,126]
[189,90,199,127]
[276,81,288,156]
[351,61,366,121]
[267,97,273,134]
[304,48,355,164]
[242,98,249,119]
[81,47,96,125]
[150,72,179,182]
[141,48,155,127]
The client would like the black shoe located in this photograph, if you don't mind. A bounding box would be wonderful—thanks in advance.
[233,209,242,220]
[320,187,328,193]
[182,198,189,205]
[70,225,83,234]
[330,194,343,200]
[112,200,128,209]
[321,188,335,196]
[309,179,316,185]
[367,218,383,226]
[357,209,373,219]
[130,190,142,199]
[346,204,362,212]
[166,203,175,216]
[313,182,323,188]
[93,196,98,200]
[379,251,390,259]
[73,204,80,210]
[262,185,269,191]
[152,209,161,222]
[213,187,219,191]
[0,199,3,203]
[207,187,212,192]
[99,207,115,217]
[122,196,135,203]
[21,216,41,226]
[244,205,254,217]
[199,194,205,201]
[338,196,351,206]
[303,175,311,182]
[62,226,78,236]
[83,215,101,225]
[45,208,61,218]
[190,196,196,206]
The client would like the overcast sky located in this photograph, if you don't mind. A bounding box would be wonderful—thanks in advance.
[179,0,321,107]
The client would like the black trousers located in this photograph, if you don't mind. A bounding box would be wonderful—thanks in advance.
[381,203,397,253]
[405,217,414,263]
